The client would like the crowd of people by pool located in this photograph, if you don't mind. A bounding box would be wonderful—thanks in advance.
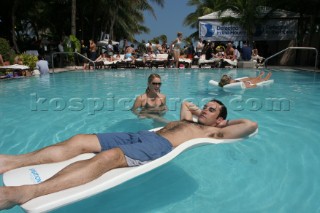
[0,31,267,80]
[81,33,265,70]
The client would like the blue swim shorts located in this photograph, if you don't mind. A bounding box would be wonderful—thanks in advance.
[96,131,172,165]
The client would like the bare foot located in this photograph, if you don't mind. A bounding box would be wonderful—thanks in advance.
[0,187,21,210]
[0,185,36,210]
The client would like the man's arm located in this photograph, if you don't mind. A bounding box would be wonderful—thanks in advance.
[217,119,258,139]
[180,101,202,121]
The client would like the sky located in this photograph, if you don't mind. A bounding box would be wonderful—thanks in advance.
[135,0,197,43]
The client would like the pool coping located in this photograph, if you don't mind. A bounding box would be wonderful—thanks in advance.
[49,65,320,73]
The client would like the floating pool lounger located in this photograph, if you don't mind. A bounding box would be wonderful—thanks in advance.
[3,129,257,213]
[0,64,30,70]
[209,77,274,91]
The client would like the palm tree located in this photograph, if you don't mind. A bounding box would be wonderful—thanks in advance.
[102,0,164,41]
[52,0,77,36]
[0,0,167,51]
[11,0,20,53]
[184,0,217,39]
[158,34,167,43]
[71,0,76,35]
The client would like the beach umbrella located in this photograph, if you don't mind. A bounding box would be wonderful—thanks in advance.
[97,39,119,46]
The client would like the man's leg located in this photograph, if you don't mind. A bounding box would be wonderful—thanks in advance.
[0,134,101,174]
[0,147,127,210]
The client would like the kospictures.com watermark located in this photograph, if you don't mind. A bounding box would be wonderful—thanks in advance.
[30,93,291,115]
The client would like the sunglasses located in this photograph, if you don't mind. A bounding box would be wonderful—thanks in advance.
[152,82,162,86]
[203,105,217,113]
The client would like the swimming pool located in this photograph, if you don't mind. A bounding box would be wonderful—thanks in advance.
[1,68,319,213]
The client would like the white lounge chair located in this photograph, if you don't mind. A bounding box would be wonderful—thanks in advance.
[151,53,169,68]
[0,64,30,70]
[198,55,221,68]
[222,59,238,68]
[179,58,192,68]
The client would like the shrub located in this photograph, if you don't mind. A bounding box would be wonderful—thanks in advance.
[0,38,11,61]
[63,35,81,53]
[20,54,38,70]
[61,35,81,64]
[69,35,81,53]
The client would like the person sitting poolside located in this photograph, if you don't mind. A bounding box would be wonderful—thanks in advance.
[215,46,225,59]
[83,53,108,69]
[124,44,135,61]
[143,51,155,63]
[0,54,10,66]
[252,48,265,65]
[112,53,121,61]
[218,71,272,88]
[205,42,216,60]
[131,73,167,123]
[14,56,23,65]
[224,42,235,60]
[0,54,4,66]
[0,99,258,210]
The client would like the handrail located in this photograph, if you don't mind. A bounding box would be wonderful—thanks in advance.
[264,47,318,71]
[51,52,95,72]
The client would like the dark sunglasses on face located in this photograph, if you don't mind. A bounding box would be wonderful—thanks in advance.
[203,105,217,113]
[152,82,162,86]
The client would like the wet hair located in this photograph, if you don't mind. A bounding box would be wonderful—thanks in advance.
[210,99,227,119]
[218,75,231,87]
[146,73,161,93]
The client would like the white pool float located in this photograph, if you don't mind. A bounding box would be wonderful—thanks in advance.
[3,127,258,213]
[209,77,274,91]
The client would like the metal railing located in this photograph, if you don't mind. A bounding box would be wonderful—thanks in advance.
[51,52,95,72]
[264,47,318,71]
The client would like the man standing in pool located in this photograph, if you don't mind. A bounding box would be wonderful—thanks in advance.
[0,99,257,210]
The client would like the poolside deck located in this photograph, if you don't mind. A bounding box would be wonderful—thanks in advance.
[49,65,320,73]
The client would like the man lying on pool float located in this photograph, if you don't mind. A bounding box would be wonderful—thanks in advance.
[0,99,257,210]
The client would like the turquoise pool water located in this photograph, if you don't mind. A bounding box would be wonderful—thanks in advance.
[1,69,320,213]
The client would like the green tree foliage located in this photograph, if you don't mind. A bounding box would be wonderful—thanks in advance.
[0,38,12,61]
[0,0,165,52]
[184,0,217,40]
[19,54,38,70]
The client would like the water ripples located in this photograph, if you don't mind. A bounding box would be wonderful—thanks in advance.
[1,70,320,213]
